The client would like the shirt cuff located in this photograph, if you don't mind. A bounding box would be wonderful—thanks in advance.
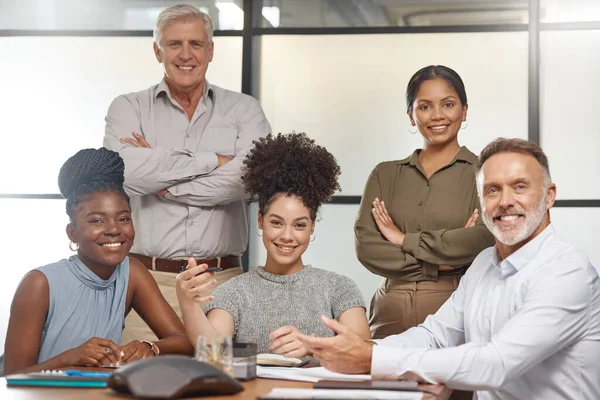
[371,344,401,380]
[166,184,186,197]
[403,232,421,257]
[422,262,439,281]
[195,152,218,175]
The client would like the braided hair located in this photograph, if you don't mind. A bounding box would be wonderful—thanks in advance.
[242,133,341,220]
[58,148,130,219]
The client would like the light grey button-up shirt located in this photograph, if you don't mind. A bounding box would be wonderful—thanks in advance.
[104,80,270,259]
[372,224,600,399]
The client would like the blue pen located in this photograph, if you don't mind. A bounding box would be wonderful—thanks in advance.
[64,370,112,378]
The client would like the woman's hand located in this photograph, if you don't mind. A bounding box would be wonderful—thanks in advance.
[439,209,480,271]
[63,337,122,367]
[176,258,217,306]
[117,340,155,363]
[372,198,405,246]
[268,326,311,358]
[464,209,479,228]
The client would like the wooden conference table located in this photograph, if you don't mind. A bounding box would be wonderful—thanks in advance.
[1,376,313,400]
[1,377,454,399]
[2,365,451,400]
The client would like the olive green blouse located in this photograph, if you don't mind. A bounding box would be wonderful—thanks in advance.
[354,146,495,282]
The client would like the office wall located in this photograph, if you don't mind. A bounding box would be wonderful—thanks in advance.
[0,36,242,347]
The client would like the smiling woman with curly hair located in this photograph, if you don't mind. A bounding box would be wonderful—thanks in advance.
[176,132,370,361]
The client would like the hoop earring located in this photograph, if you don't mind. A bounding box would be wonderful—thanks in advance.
[408,124,417,135]
[256,228,263,237]
[69,241,79,252]
[310,233,316,242]
[461,120,468,130]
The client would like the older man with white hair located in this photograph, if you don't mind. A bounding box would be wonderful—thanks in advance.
[299,138,600,400]
[104,4,270,347]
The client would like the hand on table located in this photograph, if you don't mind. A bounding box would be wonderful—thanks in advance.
[268,326,311,358]
[64,337,122,367]
[297,316,373,374]
[116,340,155,364]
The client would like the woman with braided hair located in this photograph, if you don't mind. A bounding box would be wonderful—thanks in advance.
[176,133,370,360]
[3,148,192,375]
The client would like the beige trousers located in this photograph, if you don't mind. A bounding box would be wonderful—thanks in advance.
[121,267,243,345]
[369,275,462,339]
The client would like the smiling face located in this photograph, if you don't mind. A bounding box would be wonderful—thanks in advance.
[67,191,135,278]
[479,152,556,258]
[408,77,467,147]
[258,194,315,275]
[153,17,214,95]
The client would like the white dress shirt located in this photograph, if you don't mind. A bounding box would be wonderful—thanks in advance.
[104,80,270,258]
[372,224,600,399]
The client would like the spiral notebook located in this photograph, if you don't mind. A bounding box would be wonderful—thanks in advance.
[6,370,112,388]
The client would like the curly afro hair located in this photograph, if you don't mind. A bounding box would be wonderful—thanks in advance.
[242,132,341,220]
[58,147,130,219]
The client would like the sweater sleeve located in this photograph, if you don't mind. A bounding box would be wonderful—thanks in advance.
[328,272,367,320]
[205,280,240,336]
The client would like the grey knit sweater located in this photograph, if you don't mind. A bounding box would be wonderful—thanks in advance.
[205,265,366,355]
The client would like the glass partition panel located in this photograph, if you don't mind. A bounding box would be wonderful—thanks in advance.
[260,32,529,195]
[259,0,529,28]
[0,0,244,30]
[0,199,68,347]
[0,36,242,194]
[541,0,600,23]
[540,30,600,199]
[550,208,600,271]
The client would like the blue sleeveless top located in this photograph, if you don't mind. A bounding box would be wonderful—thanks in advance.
[36,255,130,363]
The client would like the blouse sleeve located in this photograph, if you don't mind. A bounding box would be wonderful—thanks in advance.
[355,163,496,281]
[402,187,496,266]
[355,166,440,281]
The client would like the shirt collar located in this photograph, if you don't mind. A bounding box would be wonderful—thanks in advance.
[155,79,214,102]
[397,146,477,166]
[491,223,555,278]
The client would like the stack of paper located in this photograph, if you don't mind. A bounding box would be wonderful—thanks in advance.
[257,366,371,382]
[260,388,423,399]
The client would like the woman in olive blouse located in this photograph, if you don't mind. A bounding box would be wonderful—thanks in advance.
[355,65,495,339]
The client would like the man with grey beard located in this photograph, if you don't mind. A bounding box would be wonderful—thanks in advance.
[298,138,600,400]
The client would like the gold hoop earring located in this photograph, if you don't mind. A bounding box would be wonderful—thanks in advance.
[310,233,316,242]
[256,228,263,237]
[69,241,79,252]
[461,120,468,130]
[408,124,417,134]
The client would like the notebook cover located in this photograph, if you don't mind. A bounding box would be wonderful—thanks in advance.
[6,371,111,388]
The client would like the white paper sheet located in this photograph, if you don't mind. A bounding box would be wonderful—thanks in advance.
[257,366,371,383]
[261,388,423,399]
